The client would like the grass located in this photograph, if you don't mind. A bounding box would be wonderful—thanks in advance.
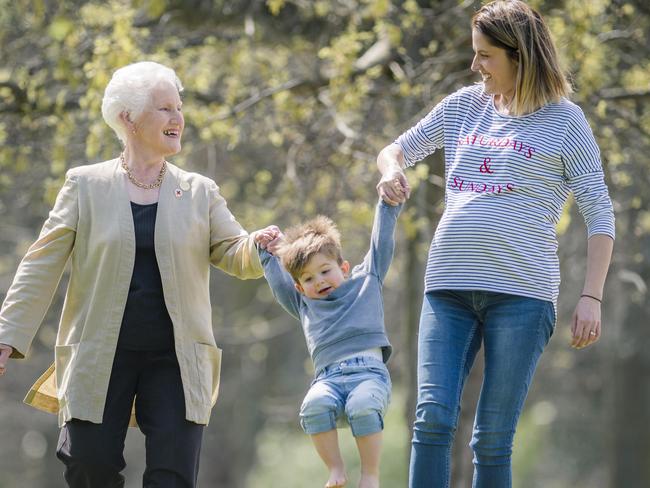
[246,388,409,487]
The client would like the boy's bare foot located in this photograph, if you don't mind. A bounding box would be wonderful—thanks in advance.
[358,473,379,488]
[325,467,347,487]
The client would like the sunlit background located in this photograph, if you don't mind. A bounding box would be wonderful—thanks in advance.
[1,1,648,487]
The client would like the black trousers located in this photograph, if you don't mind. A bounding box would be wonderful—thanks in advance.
[56,348,204,488]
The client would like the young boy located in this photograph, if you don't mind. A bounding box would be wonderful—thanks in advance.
[254,198,402,488]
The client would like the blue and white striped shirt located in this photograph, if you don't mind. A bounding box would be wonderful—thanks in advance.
[396,84,615,305]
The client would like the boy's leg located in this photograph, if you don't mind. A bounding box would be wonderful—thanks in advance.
[300,378,346,487]
[344,362,390,439]
[355,431,382,488]
[311,430,348,487]
[344,363,391,488]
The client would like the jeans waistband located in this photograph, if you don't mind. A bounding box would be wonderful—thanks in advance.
[317,355,386,377]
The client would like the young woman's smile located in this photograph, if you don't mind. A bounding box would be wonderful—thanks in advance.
[470,28,518,111]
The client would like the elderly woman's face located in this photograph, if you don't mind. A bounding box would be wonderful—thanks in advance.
[133,81,184,156]
[470,28,518,100]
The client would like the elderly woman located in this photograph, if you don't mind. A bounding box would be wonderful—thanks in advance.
[0,62,272,487]
[376,1,615,487]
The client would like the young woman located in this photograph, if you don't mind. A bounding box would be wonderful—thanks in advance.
[375,1,615,486]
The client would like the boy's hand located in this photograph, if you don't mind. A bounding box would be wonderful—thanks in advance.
[377,170,410,205]
[0,343,13,376]
[266,234,284,255]
[252,225,282,250]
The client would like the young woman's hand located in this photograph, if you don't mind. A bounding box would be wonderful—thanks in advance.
[570,296,601,349]
[376,144,410,205]
[377,170,410,206]
[0,343,13,376]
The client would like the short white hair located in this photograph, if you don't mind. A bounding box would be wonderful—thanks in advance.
[101,61,184,144]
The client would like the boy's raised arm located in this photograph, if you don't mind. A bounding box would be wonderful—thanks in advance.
[258,248,303,321]
[365,199,403,282]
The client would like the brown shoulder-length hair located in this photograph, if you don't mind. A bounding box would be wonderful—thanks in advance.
[472,0,572,115]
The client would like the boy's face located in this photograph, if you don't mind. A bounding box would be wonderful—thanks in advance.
[295,253,350,299]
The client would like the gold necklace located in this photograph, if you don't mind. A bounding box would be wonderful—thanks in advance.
[120,153,167,190]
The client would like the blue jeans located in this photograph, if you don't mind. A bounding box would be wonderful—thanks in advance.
[409,291,555,488]
[300,356,391,437]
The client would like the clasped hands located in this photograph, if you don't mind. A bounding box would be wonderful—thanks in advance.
[376,170,411,206]
[252,225,283,254]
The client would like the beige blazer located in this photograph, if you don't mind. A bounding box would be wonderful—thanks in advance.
[0,158,263,426]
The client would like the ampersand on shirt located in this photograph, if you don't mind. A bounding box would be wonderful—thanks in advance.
[479,157,494,174]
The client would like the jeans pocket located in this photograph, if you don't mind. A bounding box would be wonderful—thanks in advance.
[367,365,391,385]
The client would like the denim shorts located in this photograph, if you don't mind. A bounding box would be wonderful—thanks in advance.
[299,355,392,437]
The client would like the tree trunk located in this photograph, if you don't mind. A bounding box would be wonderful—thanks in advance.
[608,208,650,487]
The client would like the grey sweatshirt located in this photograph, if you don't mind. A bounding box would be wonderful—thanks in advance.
[260,200,402,374]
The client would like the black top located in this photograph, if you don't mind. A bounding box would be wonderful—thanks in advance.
[117,202,175,350]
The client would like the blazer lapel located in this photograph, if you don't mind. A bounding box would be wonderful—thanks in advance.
[154,162,177,256]
[153,163,180,325]
[114,159,137,300]
[114,158,136,258]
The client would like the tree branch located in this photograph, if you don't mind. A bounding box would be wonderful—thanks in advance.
[229,78,310,116]
[598,88,650,101]
[210,36,396,120]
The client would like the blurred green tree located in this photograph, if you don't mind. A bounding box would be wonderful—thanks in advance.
[0,0,648,487]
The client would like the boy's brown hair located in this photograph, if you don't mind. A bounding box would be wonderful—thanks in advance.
[276,216,343,281]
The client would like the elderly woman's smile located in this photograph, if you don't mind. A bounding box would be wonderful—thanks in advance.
[131,81,185,157]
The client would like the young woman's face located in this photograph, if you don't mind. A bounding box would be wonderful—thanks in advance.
[471,28,518,100]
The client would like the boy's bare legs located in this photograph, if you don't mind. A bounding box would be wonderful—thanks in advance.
[356,431,382,488]
[311,429,347,487]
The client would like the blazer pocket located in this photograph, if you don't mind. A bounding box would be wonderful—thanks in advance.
[194,342,223,407]
[54,343,79,401]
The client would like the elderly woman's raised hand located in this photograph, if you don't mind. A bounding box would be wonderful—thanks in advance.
[253,225,283,254]
[0,343,13,376]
